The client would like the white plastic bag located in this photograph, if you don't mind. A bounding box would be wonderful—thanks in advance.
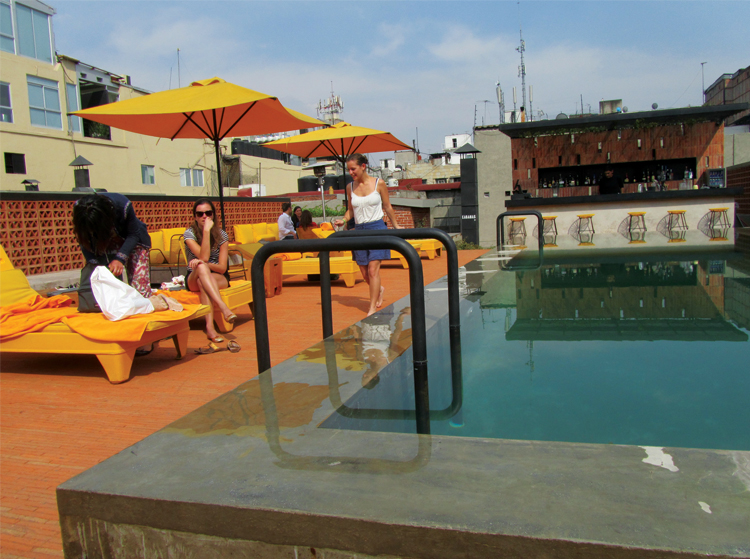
[90,266,154,321]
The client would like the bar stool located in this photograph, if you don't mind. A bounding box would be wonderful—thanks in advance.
[627,212,647,233]
[575,214,595,235]
[708,208,730,228]
[509,217,527,237]
[542,216,558,235]
[666,210,688,231]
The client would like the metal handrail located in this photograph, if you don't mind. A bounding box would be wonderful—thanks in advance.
[328,227,463,422]
[496,210,544,251]
[328,227,460,332]
[250,236,431,433]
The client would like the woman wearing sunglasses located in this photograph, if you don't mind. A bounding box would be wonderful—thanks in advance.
[184,199,239,352]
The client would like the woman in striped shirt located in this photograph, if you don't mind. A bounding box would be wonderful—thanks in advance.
[184,199,237,348]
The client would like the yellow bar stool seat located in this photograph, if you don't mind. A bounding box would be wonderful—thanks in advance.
[627,211,647,233]
[542,215,558,235]
[509,217,527,237]
[708,208,730,228]
[575,214,595,234]
[666,210,688,231]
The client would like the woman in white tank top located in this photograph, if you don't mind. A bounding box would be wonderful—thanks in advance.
[335,153,402,316]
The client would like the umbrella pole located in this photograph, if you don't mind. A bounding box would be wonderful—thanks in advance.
[320,176,326,222]
[213,138,226,232]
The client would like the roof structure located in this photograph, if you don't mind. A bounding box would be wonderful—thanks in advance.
[480,103,749,138]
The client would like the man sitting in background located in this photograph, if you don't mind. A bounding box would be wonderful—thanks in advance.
[277,202,297,240]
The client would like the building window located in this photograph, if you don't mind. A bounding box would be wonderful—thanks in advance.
[141,165,155,185]
[192,168,204,187]
[0,81,12,123]
[180,168,191,187]
[27,76,61,129]
[4,152,26,174]
[0,1,14,54]
[180,168,204,187]
[532,157,536,169]
[14,3,52,63]
[452,138,457,148]
[435,178,447,184]
[66,83,81,133]
[513,159,518,170]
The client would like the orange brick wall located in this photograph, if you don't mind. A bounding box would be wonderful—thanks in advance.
[727,161,750,215]
[388,206,430,228]
[0,196,286,276]
[511,121,725,192]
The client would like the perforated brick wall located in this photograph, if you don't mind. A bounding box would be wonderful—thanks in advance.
[0,195,286,276]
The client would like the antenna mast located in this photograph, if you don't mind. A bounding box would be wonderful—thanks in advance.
[317,82,344,125]
[516,2,527,117]
[177,48,181,88]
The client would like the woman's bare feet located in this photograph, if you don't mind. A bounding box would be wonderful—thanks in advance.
[376,286,385,308]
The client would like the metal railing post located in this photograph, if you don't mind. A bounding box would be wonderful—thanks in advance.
[250,236,430,433]
[496,210,544,251]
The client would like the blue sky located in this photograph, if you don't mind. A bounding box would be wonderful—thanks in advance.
[52,1,749,156]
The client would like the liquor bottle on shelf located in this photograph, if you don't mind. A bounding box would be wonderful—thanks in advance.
[624,174,629,183]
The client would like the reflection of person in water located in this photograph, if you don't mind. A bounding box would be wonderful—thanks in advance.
[359,307,412,389]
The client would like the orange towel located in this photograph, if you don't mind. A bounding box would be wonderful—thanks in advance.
[0,293,204,343]
[155,289,200,305]
[0,294,77,341]
[63,304,204,343]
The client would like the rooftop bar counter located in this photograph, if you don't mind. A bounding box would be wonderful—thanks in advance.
[505,187,741,237]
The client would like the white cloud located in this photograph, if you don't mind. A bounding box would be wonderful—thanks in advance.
[370,22,407,58]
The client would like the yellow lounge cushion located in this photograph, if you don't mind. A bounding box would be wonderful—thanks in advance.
[161,227,186,264]
[148,231,166,264]
[233,223,256,245]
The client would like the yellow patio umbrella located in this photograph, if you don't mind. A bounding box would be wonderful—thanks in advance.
[264,121,413,217]
[72,77,324,229]
[264,121,412,161]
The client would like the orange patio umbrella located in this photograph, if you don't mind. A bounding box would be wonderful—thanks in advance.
[72,77,324,229]
[264,121,413,214]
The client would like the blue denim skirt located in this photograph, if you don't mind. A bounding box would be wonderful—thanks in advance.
[353,219,391,266]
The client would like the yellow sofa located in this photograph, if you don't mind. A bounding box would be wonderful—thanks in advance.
[235,243,361,288]
[233,222,279,244]
[0,245,209,384]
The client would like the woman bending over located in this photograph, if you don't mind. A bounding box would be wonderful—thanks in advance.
[184,199,237,346]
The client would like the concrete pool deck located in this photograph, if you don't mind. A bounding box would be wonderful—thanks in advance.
[54,246,750,558]
[0,250,486,559]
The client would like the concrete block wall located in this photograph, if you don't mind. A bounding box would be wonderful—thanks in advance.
[0,195,287,276]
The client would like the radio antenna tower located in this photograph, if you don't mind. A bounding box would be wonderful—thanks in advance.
[317,82,344,125]
[516,2,527,118]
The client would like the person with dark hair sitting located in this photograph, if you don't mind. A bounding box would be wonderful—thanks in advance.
[291,206,302,230]
[184,198,239,352]
[72,192,151,298]
[277,202,297,240]
[295,209,319,240]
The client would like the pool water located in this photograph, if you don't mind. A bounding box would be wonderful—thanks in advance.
[321,251,750,451]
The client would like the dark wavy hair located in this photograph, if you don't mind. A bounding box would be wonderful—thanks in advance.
[346,153,368,166]
[189,199,223,248]
[299,209,314,229]
[72,194,118,255]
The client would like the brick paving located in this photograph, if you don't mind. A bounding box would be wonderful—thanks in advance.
[0,250,486,558]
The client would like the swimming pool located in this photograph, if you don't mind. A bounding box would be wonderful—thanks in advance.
[321,247,750,451]
[58,242,750,558]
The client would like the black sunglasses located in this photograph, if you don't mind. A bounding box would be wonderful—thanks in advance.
[195,210,214,218]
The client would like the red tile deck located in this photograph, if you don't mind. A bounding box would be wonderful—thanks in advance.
[0,250,487,558]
